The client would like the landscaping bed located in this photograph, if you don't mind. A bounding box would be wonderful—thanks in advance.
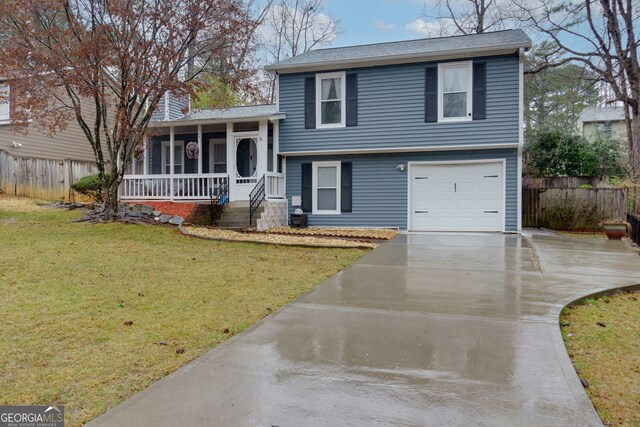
[263,226,399,241]
[183,225,380,249]
[0,196,367,426]
[561,290,640,426]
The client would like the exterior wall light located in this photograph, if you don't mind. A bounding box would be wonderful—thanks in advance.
[396,163,406,172]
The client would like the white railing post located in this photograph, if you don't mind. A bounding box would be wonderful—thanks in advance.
[169,126,175,201]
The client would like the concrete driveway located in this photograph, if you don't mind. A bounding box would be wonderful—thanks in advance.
[89,232,640,427]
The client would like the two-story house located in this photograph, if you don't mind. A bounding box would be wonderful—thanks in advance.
[122,30,531,232]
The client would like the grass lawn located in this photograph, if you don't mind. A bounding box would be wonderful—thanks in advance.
[561,292,640,426]
[0,196,367,426]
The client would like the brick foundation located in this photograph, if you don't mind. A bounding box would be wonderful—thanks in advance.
[128,201,210,224]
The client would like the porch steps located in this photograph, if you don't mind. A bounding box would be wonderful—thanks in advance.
[217,204,264,228]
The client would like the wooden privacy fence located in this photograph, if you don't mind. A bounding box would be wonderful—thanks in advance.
[0,150,97,201]
[523,187,628,229]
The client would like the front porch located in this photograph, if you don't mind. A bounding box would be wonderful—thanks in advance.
[121,106,286,203]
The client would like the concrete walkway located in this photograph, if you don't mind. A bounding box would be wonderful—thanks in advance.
[89,232,640,427]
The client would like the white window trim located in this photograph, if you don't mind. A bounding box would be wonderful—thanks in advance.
[161,140,184,174]
[437,61,473,123]
[315,72,346,129]
[0,84,10,123]
[312,161,341,215]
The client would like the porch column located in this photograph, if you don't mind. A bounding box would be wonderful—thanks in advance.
[131,158,137,175]
[169,126,175,200]
[272,120,279,173]
[258,120,268,179]
[197,124,203,174]
[226,122,235,201]
[142,136,148,175]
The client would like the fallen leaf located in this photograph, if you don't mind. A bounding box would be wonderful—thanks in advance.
[580,378,589,388]
[124,320,133,326]
[596,322,606,327]
[223,328,229,334]
[176,348,185,354]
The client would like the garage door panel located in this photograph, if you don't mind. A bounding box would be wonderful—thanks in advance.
[410,162,504,232]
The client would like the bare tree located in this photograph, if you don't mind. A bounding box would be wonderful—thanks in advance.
[0,0,256,216]
[421,0,525,36]
[260,0,341,102]
[519,0,640,181]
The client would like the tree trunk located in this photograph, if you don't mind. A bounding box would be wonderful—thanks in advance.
[102,183,120,215]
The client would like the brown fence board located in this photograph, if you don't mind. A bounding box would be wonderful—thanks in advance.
[523,186,628,229]
[0,150,96,201]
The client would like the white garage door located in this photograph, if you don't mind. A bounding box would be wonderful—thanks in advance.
[409,161,504,232]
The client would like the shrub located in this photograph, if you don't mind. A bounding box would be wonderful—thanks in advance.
[71,174,106,202]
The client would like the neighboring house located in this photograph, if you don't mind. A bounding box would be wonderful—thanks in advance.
[0,81,107,200]
[578,107,627,142]
[123,29,531,232]
[0,82,99,162]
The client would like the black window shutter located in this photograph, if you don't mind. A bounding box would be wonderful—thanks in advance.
[202,139,210,173]
[151,139,162,174]
[301,163,312,212]
[424,65,438,123]
[304,77,316,129]
[184,143,196,174]
[341,162,352,213]
[473,62,487,120]
[346,74,358,127]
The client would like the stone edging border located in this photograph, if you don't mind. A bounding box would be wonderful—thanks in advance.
[177,225,378,250]
[548,282,640,426]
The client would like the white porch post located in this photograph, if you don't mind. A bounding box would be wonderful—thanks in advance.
[131,158,137,175]
[226,122,235,201]
[258,120,268,179]
[197,124,203,174]
[272,120,279,173]
[169,126,175,201]
[142,136,148,175]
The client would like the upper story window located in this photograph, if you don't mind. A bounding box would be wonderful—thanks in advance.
[596,122,613,139]
[438,61,472,122]
[316,72,346,128]
[0,85,10,122]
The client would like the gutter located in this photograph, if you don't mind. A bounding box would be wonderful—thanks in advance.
[150,113,286,127]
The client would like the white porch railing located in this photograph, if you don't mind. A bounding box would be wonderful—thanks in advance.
[120,174,228,200]
[265,172,285,199]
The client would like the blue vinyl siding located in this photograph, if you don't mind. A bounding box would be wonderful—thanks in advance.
[286,148,519,231]
[150,92,190,121]
[278,54,520,153]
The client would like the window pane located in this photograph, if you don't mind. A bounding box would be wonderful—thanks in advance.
[321,78,341,101]
[321,101,342,124]
[443,93,467,118]
[213,143,226,160]
[213,164,227,173]
[443,67,468,93]
[318,166,337,187]
[317,189,337,211]
[0,86,8,118]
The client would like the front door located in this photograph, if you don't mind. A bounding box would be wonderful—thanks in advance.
[233,136,260,200]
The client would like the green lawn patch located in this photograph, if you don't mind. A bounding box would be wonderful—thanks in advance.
[561,291,640,426]
[0,196,367,426]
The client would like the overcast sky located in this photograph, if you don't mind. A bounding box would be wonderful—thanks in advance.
[324,0,446,46]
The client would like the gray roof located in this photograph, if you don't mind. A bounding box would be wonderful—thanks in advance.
[265,29,532,73]
[152,104,284,125]
[580,107,626,123]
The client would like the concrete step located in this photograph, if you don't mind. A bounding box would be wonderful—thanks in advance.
[217,204,264,227]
